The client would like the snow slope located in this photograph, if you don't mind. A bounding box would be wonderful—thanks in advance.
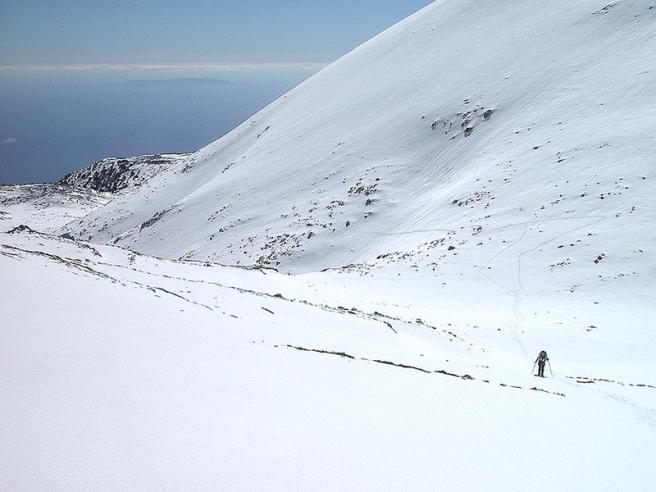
[53,0,656,382]
[2,0,656,490]
[2,226,655,491]
[0,184,109,233]
[62,0,656,271]
[55,0,656,362]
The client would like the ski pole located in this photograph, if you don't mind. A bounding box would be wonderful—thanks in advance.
[532,362,536,375]
[547,360,553,377]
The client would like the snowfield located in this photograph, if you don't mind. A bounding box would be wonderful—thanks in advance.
[2,227,655,491]
[1,0,656,490]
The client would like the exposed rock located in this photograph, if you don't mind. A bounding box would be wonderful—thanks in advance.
[58,153,189,193]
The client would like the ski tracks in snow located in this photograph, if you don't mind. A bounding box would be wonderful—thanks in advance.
[478,214,607,360]
[479,223,530,359]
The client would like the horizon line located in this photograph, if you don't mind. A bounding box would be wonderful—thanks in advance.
[0,62,331,73]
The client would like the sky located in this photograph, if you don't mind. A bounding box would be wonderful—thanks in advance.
[0,0,433,184]
[0,0,433,66]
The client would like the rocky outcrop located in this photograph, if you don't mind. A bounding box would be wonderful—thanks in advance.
[58,153,189,193]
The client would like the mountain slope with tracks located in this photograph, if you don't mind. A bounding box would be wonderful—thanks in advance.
[1,1,655,490]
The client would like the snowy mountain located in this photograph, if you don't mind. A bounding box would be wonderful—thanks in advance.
[53,0,656,365]
[61,0,656,272]
[0,153,188,231]
[2,1,656,490]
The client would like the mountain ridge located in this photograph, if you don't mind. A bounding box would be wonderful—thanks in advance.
[57,0,655,276]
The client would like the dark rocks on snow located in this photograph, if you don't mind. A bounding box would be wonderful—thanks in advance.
[59,154,188,193]
[7,224,37,234]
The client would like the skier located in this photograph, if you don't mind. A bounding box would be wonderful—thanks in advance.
[534,350,549,377]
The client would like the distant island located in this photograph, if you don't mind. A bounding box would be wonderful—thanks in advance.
[117,77,234,87]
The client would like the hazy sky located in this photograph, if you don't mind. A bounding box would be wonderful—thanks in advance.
[0,0,432,66]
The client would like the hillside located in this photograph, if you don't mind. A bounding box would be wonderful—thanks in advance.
[2,224,655,490]
[1,0,655,490]
[55,0,656,367]
[60,0,655,272]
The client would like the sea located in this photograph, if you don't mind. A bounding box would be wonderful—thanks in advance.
[0,67,318,184]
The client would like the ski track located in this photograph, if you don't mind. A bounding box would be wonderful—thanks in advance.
[478,214,608,360]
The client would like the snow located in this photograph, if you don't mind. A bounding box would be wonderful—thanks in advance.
[1,228,655,491]
[0,184,109,232]
[60,0,656,273]
[1,0,656,490]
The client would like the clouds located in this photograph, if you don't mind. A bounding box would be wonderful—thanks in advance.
[2,137,17,145]
[0,62,327,73]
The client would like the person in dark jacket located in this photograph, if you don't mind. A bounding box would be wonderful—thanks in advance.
[535,350,549,377]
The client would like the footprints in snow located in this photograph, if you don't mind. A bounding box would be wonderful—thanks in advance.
[283,344,566,398]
